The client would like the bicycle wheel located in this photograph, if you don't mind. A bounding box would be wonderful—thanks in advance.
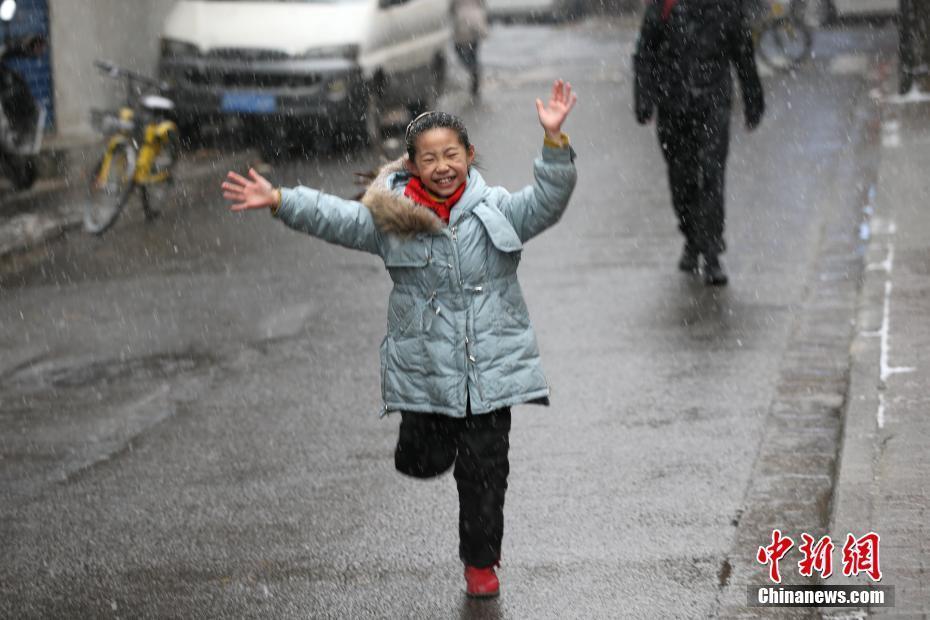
[758,17,812,71]
[85,142,135,235]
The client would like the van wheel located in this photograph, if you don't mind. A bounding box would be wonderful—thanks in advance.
[176,115,204,150]
[343,86,383,149]
[432,53,446,100]
[339,81,385,150]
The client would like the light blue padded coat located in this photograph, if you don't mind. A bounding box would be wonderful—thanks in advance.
[276,144,576,417]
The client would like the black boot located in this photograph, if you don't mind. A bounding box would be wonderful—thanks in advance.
[678,243,699,273]
[703,254,728,286]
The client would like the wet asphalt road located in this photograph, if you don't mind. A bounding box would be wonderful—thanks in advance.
[0,17,895,618]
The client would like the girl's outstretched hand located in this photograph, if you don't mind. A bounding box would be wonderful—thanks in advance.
[535,79,577,142]
[222,168,277,212]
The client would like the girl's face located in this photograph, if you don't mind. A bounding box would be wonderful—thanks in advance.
[406,128,475,198]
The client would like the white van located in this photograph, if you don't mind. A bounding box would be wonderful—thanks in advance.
[158,0,451,145]
[485,0,583,22]
[832,0,897,16]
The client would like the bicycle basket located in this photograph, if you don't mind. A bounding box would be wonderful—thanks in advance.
[90,109,134,134]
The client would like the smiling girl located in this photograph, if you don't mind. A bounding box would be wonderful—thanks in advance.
[222,80,577,598]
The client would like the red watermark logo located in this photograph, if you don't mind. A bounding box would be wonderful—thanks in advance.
[756,531,882,583]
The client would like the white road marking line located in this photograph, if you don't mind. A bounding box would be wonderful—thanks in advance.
[879,279,915,385]
[860,218,916,428]
[877,392,886,429]
[866,241,894,273]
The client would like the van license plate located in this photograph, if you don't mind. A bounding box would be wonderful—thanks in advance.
[221,92,277,114]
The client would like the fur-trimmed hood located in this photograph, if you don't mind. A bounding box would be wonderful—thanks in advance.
[360,157,488,237]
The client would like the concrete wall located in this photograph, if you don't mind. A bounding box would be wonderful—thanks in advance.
[49,0,177,138]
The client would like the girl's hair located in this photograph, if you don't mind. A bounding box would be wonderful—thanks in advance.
[404,111,471,160]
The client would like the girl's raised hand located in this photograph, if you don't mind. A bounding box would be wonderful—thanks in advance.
[535,79,577,141]
[222,168,277,212]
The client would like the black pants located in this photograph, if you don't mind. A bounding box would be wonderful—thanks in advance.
[657,103,731,257]
[395,407,511,569]
[454,41,481,92]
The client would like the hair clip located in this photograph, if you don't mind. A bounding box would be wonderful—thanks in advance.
[405,110,437,142]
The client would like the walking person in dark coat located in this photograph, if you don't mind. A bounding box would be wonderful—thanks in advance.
[633,0,765,285]
[452,0,489,96]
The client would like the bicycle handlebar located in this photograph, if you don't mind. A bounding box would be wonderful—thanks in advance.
[94,59,168,92]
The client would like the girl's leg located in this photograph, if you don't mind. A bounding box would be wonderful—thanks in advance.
[395,412,457,478]
[453,408,511,568]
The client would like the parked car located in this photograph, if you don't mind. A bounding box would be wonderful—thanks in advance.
[485,0,585,22]
[806,0,897,24]
[158,0,450,150]
[831,0,897,16]
[802,0,896,27]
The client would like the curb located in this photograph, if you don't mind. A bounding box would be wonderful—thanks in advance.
[819,187,889,618]
[824,83,930,617]
[715,64,884,618]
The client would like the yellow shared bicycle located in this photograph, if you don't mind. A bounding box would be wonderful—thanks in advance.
[84,60,180,235]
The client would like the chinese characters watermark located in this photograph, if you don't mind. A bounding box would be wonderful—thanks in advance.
[756,531,882,583]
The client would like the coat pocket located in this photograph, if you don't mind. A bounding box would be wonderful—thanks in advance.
[387,290,425,337]
[497,285,530,328]
[473,203,523,253]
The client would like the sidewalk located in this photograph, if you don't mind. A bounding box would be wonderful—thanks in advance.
[825,79,930,615]
[0,135,256,266]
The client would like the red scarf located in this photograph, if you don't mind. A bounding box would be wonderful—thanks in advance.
[403,177,466,224]
[661,0,678,21]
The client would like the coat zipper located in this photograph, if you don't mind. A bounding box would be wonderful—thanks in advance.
[448,224,486,407]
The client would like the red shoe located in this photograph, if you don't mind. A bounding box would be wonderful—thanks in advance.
[464,563,500,598]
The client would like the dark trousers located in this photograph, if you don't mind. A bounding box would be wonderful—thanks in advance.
[395,407,511,568]
[657,103,731,257]
[454,41,481,93]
